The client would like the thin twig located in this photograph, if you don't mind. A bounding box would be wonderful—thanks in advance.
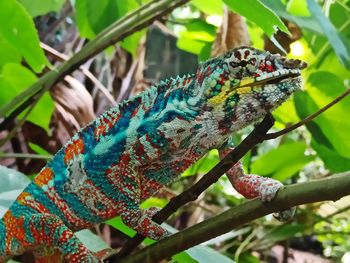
[265,88,350,140]
[41,42,117,105]
[0,153,52,160]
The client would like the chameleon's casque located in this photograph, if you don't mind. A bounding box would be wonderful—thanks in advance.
[0,46,306,262]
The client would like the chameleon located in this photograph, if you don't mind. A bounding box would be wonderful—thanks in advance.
[0,46,306,262]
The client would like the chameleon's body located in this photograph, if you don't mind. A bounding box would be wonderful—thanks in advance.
[0,47,306,262]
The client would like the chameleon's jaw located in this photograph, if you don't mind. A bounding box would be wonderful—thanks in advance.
[236,68,302,91]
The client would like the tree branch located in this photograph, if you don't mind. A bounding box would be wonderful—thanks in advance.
[119,172,350,263]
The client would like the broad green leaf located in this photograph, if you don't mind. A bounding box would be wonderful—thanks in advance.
[262,224,307,243]
[25,92,55,132]
[1,64,54,131]
[0,41,21,69]
[183,20,217,42]
[307,0,350,69]
[306,72,350,158]
[192,0,224,15]
[261,0,322,34]
[251,142,313,181]
[286,0,310,16]
[224,0,289,38]
[177,37,208,56]
[0,165,30,217]
[75,0,95,39]
[294,71,350,171]
[273,99,300,127]
[120,30,145,57]
[17,0,65,17]
[0,0,48,72]
[312,142,350,173]
[74,0,145,56]
[75,0,144,35]
[177,20,216,57]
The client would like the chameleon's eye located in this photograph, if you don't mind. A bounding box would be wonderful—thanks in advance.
[239,60,248,67]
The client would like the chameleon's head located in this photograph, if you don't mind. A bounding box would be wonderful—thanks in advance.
[195,46,307,132]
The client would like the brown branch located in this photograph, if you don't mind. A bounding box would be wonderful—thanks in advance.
[119,172,350,263]
[109,114,275,261]
[265,88,350,140]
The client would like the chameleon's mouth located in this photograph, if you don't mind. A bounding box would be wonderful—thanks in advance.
[239,69,301,89]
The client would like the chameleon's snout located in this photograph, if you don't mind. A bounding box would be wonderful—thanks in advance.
[280,57,307,70]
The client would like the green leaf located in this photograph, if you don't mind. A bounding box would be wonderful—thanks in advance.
[0,165,30,217]
[17,0,65,17]
[25,92,55,131]
[294,71,350,172]
[307,0,350,69]
[224,0,289,38]
[286,0,311,17]
[0,0,48,72]
[251,142,313,181]
[75,0,95,39]
[185,20,217,42]
[177,20,216,56]
[263,224,306,243]
[0,64,54,130]
[0,40,21,70]
[120,30,145,57]
[312,142,350,173]
[177,37,208,56]
[261,0,322,34]
[192,0,224,15]
[74,0,145,56]
[306,72,350,158]
[75,0,139,36]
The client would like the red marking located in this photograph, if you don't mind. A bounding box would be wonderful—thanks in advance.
[218,73,228,85]
[131,108,139,117]
[244,50,250,59]
[64,138,84,164]
[259,61,275,73]
[94,112,121,139]
[234,51,241,60]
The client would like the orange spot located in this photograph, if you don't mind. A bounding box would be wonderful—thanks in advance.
[3,211,27,246]
[34,167,54,187]
[17,192,31,204]
[64,138,84,164]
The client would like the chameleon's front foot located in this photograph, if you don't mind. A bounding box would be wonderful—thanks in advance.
[234,174,295,221]
[121,206,171,240]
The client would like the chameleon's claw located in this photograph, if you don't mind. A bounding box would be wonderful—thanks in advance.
[273,207,296,221]
[258,178,284,202]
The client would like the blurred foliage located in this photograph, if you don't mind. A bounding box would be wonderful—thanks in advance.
[0,0,350,262]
